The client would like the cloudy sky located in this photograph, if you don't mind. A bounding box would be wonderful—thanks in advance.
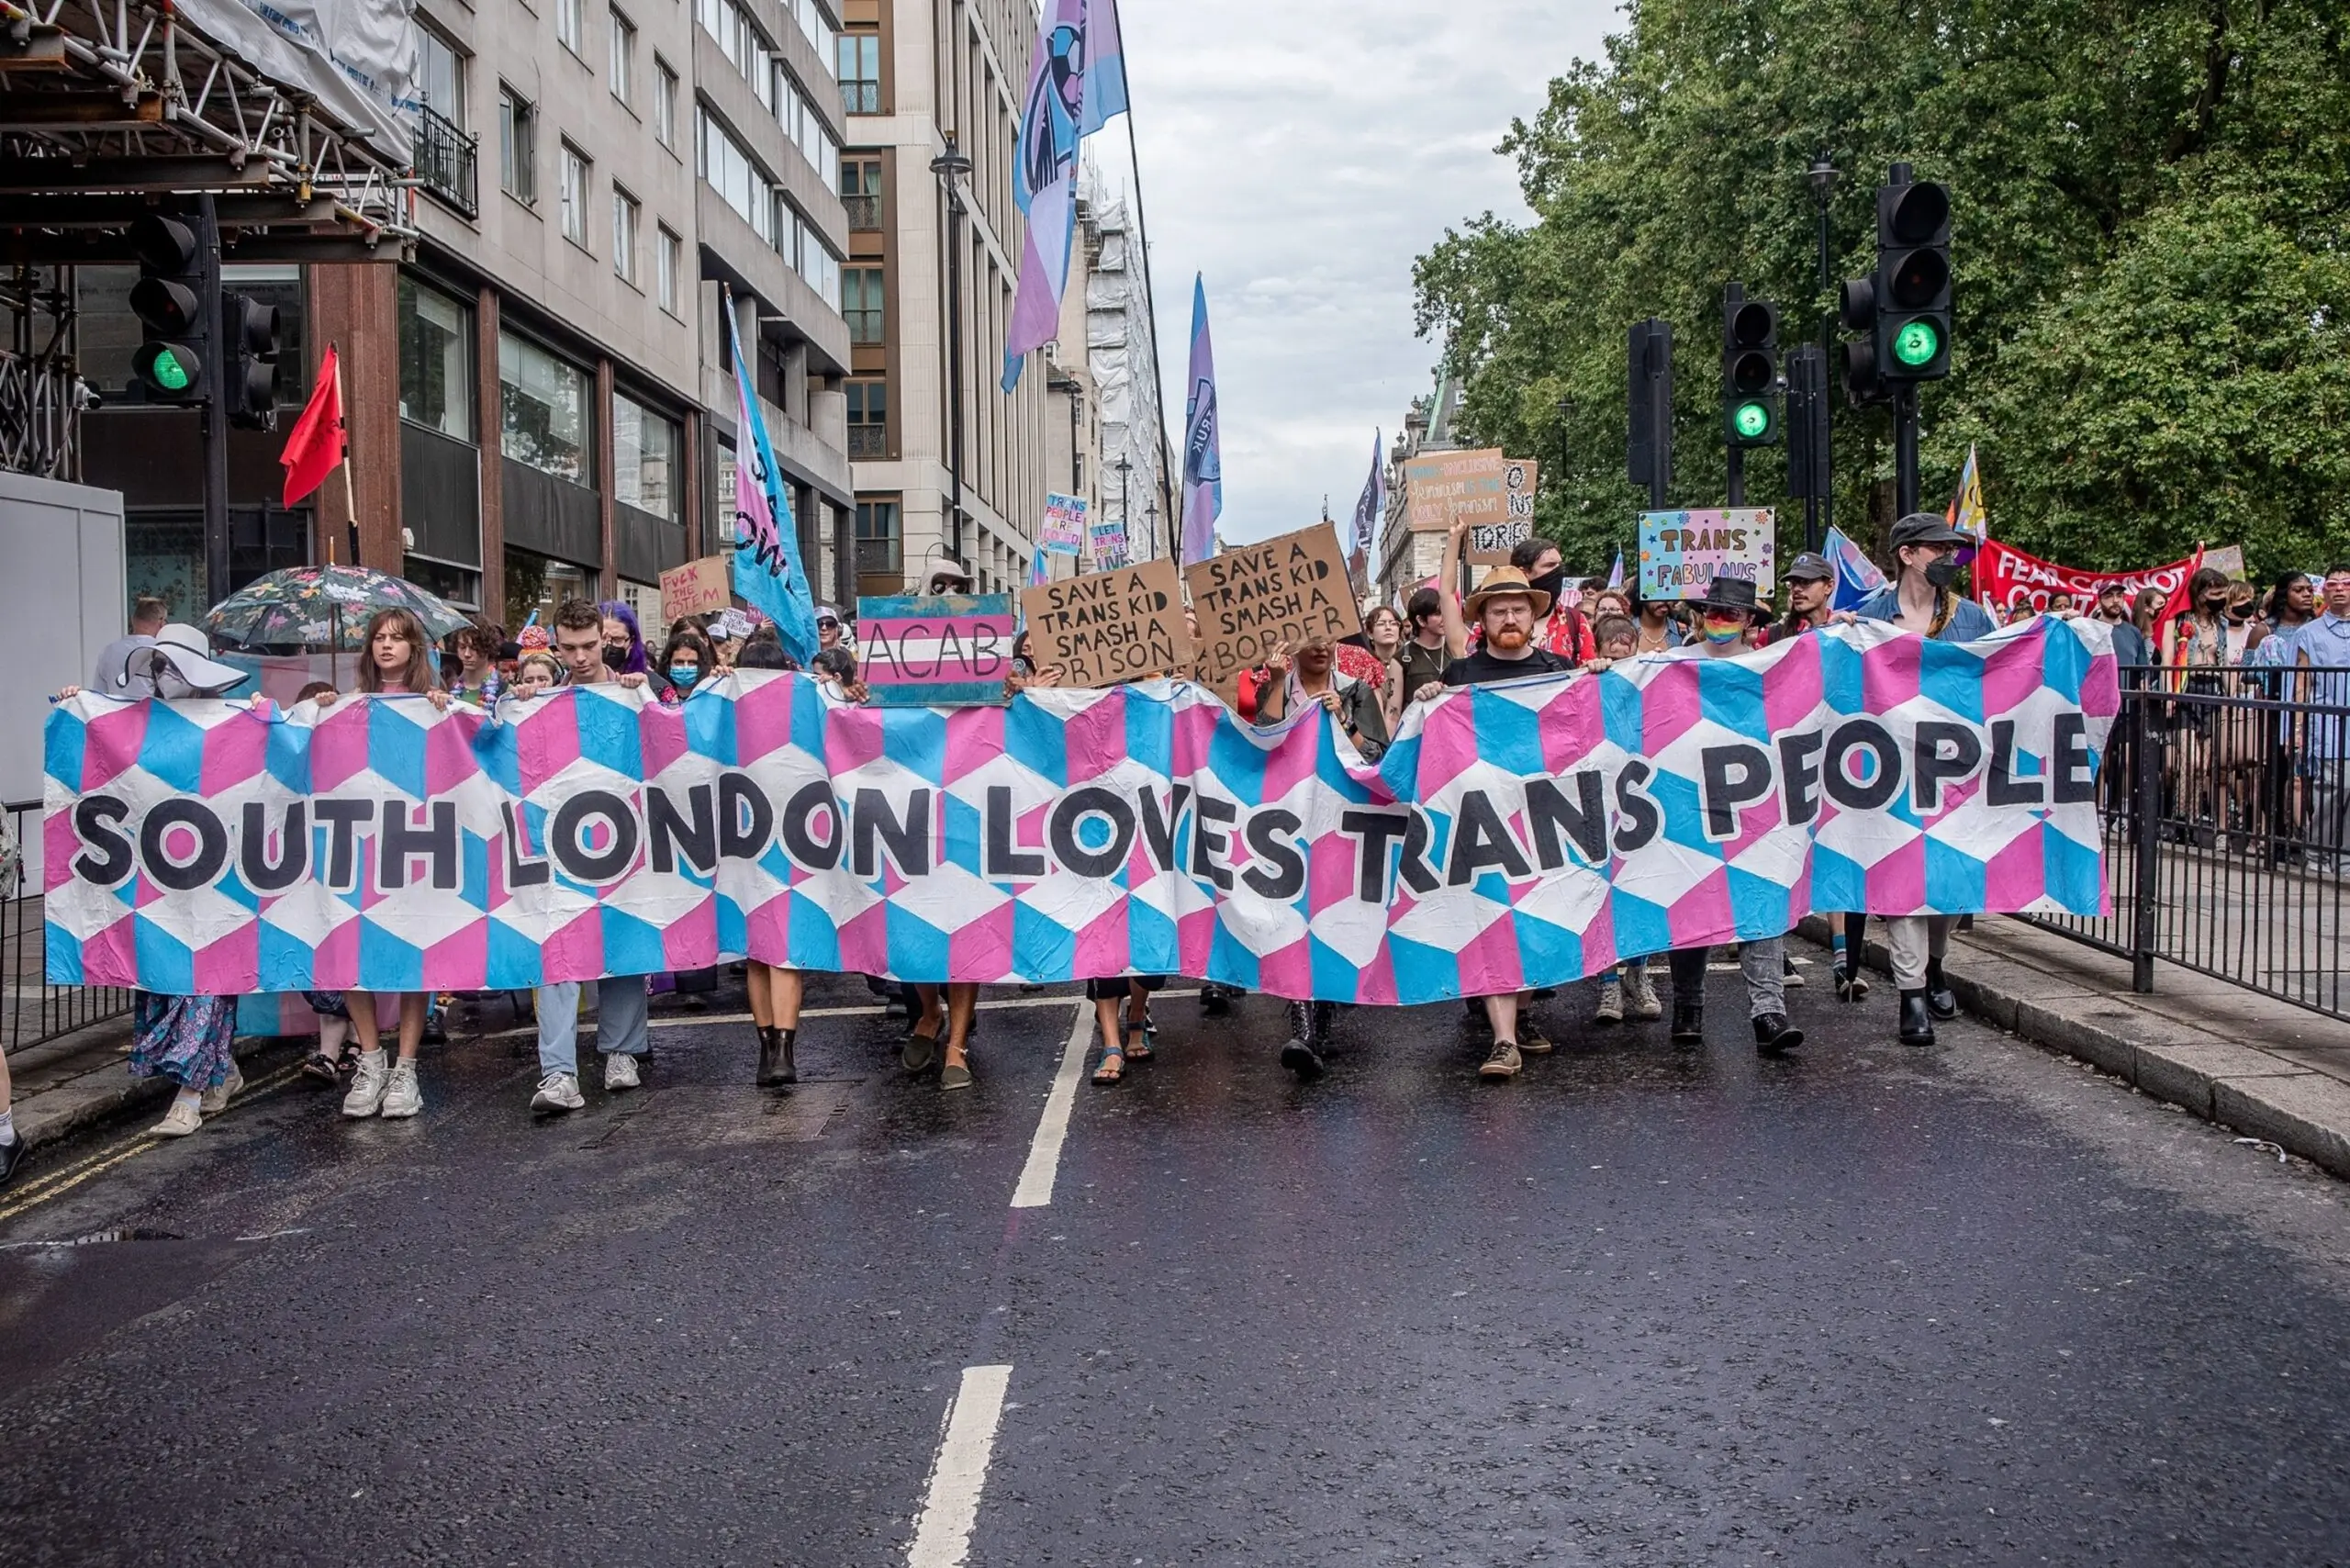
[1099,1,1623,547]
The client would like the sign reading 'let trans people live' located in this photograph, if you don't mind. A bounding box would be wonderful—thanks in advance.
[44,619,2113,1002]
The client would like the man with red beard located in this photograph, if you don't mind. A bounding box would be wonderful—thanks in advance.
[1409,565,1580,1081]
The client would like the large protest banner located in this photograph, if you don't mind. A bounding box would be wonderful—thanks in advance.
[43,619,2113,1002]
[1975,538,2244,613]
[1185,523,1361,681]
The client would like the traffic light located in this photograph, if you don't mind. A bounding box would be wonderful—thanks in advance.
[128,211,212,405]
[1721,292,1780,446]
[223,292,281,429]
[1874,174,1951,381]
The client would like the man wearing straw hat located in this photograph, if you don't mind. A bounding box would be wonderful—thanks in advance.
[1410,564,1581,1081]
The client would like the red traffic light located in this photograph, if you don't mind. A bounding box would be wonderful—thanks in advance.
[129,275,200,335]
[1888,247,1950,310]
[128,213,199,275]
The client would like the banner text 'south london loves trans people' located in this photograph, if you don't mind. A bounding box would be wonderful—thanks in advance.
[44,619,2115,1004]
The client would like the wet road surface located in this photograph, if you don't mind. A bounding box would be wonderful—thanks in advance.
[3,958,2347,1566]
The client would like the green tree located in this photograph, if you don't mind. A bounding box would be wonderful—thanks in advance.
[1414,0,2350,581]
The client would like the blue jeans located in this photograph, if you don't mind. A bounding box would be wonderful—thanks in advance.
[536,977,651,1078]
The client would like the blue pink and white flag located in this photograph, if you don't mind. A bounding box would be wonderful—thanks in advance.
[725,297,820,665]
[1824,524,1887,612]
[1606,549,1625,591]
[1348,431,1383,562]
[1181,275,1222,565]
[1002,0,1127,391]
[43,619,2116,999]
[1947,442,1986,564]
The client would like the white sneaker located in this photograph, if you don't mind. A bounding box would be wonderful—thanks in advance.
[1624,965,1663,1021]
[604,1052,642,1092]
[150,1097,204,1137]
[379,1059,423,1119]
[341,1051,391,1118]
[1594,978,1624,1025]
[198,1065,245,1116]
[532,1071,585,1114]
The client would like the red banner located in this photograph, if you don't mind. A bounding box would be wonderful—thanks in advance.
[1975,538,2206,613]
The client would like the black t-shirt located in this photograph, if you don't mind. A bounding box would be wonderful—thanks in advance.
[1441,645,1578,688]
[1396,638,1450,693]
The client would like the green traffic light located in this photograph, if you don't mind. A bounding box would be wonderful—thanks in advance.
[151,353,193,392]
[1733,401,1771,439]
[1893,319,1942,367]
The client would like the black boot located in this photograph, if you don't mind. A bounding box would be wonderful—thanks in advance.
[1751,1013,1803,1055]
[755,1025,792,1087]
[1280,1001,1326,1081]
[776,1027,797,1085]
[1923,960,1958,1021]
[1670,999,1704,1046]
[1898,991,1937,1047]
[1200,982,1231,1016]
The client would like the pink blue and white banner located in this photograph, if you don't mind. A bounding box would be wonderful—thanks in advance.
[43,620,2114,1002]
[1180,274,1222,566]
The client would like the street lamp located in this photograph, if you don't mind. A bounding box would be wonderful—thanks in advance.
[1113,454,1133,563]
[931,133,973,567]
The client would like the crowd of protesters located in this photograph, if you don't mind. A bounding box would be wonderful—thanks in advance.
[17,532,2346,1184]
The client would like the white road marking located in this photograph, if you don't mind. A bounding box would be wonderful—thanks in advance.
[1009,1002,1096,1209]
[905,1363,1013,1568]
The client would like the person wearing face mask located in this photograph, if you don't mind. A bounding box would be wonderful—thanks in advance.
[1852,514,1995,1046]
[658,624,716,705]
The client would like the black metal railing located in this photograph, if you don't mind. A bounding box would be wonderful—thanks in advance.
[2023,665,2350,1020]
[413,104,480,219]
[3,800,135,1056]
[847,423,889,459]
[842,192,881,230]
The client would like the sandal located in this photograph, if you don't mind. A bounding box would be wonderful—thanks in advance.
[1123,1006,1156,1062]
[1091,1047,1125,1086]
[300,1052,342,1085]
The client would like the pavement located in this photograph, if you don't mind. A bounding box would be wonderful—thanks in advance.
[2,966,2348,1564]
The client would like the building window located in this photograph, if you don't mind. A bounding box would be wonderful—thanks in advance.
[845,378,887,459]
[397,275,474,440]
[613,392,682,521]
[612,188,640,282]
[843,266,883,343]
[499,87,536,203]
[656,225,682,314]
[498,331,592,485]
[417,25,465,123]
[855,499,901,572]
[609,9,635,104]
[560,142,591,246]
[836,30,879,115]
[697,106,775,246]
[654,60,677,148]
[556,0,584,54]
[505,548,598,635]
[840,155,880,230]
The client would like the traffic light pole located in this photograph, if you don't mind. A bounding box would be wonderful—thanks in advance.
[1895,385,1920,517]
[1726,445,1745,507]
[196,195,230,607]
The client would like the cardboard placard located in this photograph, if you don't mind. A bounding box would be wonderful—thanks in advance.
[1404,447,1505,533]
[1638,509,1775,601]
[1020,559,1192,689]
[1464,457,1539,564]
[1183,523,1362,681]
[854,593,1018,706]
[659,554,733,624]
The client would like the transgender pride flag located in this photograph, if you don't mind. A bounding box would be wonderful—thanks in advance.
[1180,274,1222,565]
[1001,0,1130,391]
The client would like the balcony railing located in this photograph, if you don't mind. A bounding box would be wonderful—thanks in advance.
[847,424,889,459]
[414,104,480,219]
[843,192,881,230]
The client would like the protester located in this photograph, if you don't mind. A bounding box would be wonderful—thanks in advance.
[1589,588,1633,623]
[90,595,170,698]
[816,606,847,653]
[1436,521,1595,664]
[1630,588,1685,654]
[1257,633,1390,761]
[2095,583,2148,666]
[314,609,452,1117]
[725,631,807,1085]
[1409,566,1577,1081]
[448,619,506,707]
[2131,586,2167,648]
[528,599,655,1115]
[1088,977,1163,1086]
[1759,552,1835,646]
[2292,565,2350,872]
[1852,514,1993,1045]
[1388,588,1451,730]
[659,623,717,704]
[1662,577,1804,1055]
[599,600,666,694]
[2260,572,2315,647]
[1363,604,1404,672]
[2225,581,2266,661]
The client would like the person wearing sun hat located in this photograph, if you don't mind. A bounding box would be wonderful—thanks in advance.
[1660,575,1805,1058]
[1405,564,1581,1082]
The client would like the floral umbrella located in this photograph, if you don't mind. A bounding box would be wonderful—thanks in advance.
[203,564,473,654]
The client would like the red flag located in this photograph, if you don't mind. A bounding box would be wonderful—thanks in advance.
[280,344,345,506]
[2153,543,2206,657]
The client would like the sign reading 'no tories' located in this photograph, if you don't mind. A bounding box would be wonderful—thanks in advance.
[1020,558,1193,689]
[1184,523,1362,682]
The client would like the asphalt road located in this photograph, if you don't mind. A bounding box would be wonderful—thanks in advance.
[3,956,2348,1567]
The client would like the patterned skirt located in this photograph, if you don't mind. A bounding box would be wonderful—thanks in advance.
[129,993,240,1091]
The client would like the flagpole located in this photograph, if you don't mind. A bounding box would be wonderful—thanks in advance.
[333,342,359,570]
[1119,69,1180,566]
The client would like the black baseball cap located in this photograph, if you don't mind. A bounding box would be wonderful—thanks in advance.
[1785,552,1834,582]
[1889,512,1971,549]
